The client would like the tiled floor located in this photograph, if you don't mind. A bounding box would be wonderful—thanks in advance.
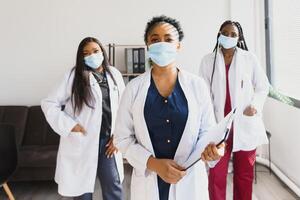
[0,164,299,200]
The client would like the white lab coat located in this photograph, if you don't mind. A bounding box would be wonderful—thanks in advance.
[114,68,216,200]
[41,66,125,197]
[199,48,269,152]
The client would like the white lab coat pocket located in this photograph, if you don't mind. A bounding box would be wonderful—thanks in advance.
[240,114,264,140]
[60,132,84,155]
[241,115,258,132]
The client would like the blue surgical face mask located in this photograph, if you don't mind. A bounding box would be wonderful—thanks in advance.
[84,52,104,69]
[218,34,238,49]
[147,42,178,67]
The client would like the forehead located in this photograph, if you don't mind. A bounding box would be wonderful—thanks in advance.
[221,23,239,33]
[83,42,101,51]
[148,22,178,37]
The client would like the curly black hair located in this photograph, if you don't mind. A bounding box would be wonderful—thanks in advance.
[144,15,184,44]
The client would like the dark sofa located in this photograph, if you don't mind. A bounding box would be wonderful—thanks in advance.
[0,106,59,181]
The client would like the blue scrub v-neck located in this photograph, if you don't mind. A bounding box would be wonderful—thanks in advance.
[144,75,188,200]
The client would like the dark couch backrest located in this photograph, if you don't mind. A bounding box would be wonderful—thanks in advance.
[23,106,59,146]
[0,106,28,146]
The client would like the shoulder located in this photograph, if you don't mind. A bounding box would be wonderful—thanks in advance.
[120,71,149,99]
[180,69,207,89]
[199,52,216,75]
[237,48,256,59]
[62,67,75,85]
[180,69,211,104]
[237,48,260,65]
[125,71,148,89]
[201,52,215,64]
[108,66,122,77]
[107,66,125,84]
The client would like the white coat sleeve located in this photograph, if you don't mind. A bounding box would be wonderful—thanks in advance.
[199,57,211,87]
[41,70,77,137]
[115,69,126,100]
[190,79,219,168]
[249,54,270,113]
[114,83,152,176]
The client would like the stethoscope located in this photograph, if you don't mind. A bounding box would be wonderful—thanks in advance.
[90,70,120,101]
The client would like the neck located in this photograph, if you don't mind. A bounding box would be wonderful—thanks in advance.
[221,47,236,56]
[152,63,177,77]
[96,66,104,73]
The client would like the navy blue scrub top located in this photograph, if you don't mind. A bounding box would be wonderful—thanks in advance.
[144,75,188,200]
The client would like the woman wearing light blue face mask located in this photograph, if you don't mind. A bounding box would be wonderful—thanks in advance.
[114,15,224,200]
[41,37,125,200]
[199,21,269,200]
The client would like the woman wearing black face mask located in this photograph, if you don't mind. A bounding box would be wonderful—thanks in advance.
[41,37,125,200]
[199,21,269,200]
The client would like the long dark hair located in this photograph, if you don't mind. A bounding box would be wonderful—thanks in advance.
[210,21,248,96]
[71,37,115,114]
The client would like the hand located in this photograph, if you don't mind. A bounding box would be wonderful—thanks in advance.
[147,156,186,184]
[243,105,257,116]
[71,124,86,135]
[201,142,225,162]
[105,135,118,158]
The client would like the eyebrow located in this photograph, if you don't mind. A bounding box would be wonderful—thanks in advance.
[149,34,159,37]
[83,48,100,52]
[149,33,176,37]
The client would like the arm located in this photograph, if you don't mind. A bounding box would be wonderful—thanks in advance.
[41,70,78,137]
[111,66,126,100]
[113,83,153,176]
[249,53,270,113]
[199,57,211,87]
[185,79,222,169]
[197,80,221,167]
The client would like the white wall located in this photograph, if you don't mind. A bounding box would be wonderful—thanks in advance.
[229,0,300,194]
[0,0,231,105]
[1,0,299,194]
[263,98,300,190]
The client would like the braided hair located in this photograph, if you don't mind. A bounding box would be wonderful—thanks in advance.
[210,21,248,98]
[213,20,248,52]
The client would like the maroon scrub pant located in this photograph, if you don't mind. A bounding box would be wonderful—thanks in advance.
[208,132,256,200]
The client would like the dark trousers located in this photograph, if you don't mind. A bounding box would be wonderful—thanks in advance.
[74,137,123,200]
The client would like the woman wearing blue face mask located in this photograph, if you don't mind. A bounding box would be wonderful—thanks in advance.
[199,21,269,200]
[114,15,224,200]
[41,37,125,200]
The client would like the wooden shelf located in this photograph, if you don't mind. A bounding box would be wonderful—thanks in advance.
[107,44,146,47]
[122,73,142,77]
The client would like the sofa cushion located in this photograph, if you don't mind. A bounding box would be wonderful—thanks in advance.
[0,106,28,146]
[18,145,58,167]
[23,106,59,146]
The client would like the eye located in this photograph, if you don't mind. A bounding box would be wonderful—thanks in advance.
[94,49,99,54]
[150,38,160,43]
[231,32,238,38]
[165,38,174,42]
[221,31,229,37]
